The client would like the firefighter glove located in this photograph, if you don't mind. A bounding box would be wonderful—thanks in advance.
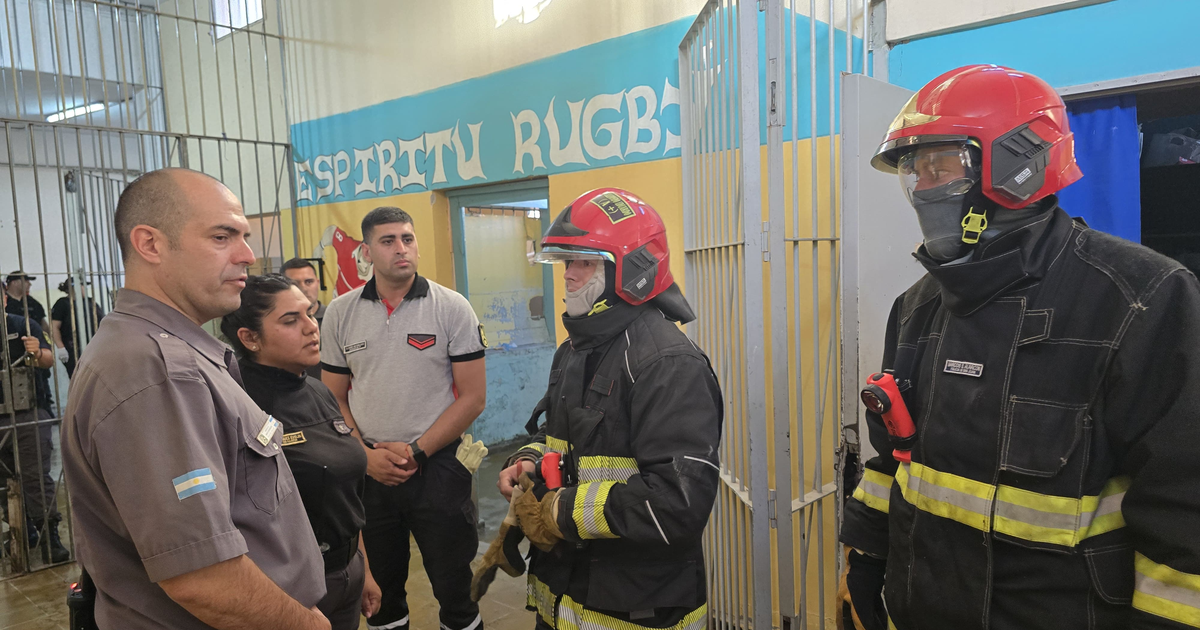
[513,473,563,552]
[836,547,888,630]
[471,484,526,601]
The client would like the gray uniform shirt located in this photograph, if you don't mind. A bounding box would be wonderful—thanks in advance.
[62,289,325,630]
[320,275,485,443]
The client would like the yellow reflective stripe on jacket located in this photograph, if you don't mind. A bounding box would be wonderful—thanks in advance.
[573,481,620,539]
[895,462,1128,547]
[520,442,549,457]
[547,436,570,454]
[577,455,639,483]
[896,462,994,531]
[558,595,707,630]
[852,469,894,514]
[994,477,1129,547]
[526,574,556,626]
[1133,552,1200,627]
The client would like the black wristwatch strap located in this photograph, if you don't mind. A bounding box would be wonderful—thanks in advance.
[409,442,428,466]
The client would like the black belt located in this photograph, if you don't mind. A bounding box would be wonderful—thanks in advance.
[321,535,358,574]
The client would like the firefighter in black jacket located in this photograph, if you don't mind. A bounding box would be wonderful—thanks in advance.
[493,188,723,630]
[838,64,1200,630]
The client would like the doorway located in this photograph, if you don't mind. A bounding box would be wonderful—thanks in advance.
[447,179,556,447]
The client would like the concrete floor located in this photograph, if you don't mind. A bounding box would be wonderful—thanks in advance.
[0,440,536,630]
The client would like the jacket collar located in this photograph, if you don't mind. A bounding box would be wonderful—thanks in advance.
[112,289,230,367]
[562,299,645,350]
[238,358,307,392]
[915,205,1074,316]
[360,274,429,302]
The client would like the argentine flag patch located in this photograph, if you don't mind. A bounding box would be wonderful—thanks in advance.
[173,468,216,500]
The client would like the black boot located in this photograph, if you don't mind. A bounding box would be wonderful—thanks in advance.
[44,516,70,564]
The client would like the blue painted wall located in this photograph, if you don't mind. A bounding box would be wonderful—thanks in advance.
[469,343,557,445]
[889,0,1200,91]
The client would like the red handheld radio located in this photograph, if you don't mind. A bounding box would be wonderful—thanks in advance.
[861,371,917,462]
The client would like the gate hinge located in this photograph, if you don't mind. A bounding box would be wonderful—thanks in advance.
[762,221,770,261]
[768,489,778,528]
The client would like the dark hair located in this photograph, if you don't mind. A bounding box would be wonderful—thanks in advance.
[219,274,297,358]
[280,256,316,273]
[361,206,414,243]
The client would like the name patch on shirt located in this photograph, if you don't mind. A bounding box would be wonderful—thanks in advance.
[282,431,306,447]
[256,416,281,446]
[944,360,984,378]
[173,468,216,501]
[344,341,368,354]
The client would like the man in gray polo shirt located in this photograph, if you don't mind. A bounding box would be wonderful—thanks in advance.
[321,206,487,630]
[63,168,328,630]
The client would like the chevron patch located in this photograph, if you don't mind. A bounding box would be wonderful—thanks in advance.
[407,334,437,351]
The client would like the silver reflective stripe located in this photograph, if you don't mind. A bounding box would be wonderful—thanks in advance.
[369,616,410,630]
[581,482,603,536]
[994,499,1079,532]
[858,478,891,504]
[902,465,993,517]
[440,615,482,630]
[1080,490,1125,530]
[1137,573,1200,610]
[686,453,720,468]
[646,500,670,545]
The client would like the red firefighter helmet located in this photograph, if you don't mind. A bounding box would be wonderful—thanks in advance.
[535,188,673,305]
[871,64,1082,210]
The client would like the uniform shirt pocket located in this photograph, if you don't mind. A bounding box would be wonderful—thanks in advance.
[240,416,292,515]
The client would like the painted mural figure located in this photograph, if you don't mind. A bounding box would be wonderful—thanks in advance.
[317,225,373,296]
[838,65,1200,630]
[482,188,722,630]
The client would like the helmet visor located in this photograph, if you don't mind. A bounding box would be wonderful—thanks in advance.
[896,142,980,205]
[533,245,615,265]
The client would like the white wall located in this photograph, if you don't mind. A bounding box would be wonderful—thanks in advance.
[885,0,1111,42]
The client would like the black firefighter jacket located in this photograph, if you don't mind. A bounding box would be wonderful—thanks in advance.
[511,291,723,630]
[841,206,1200,629]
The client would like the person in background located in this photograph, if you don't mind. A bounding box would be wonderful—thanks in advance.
[282,257,326,379]
[4,271,49,332]
[1,289,68,564]
[50,277,104,378]
[220,273,382,630]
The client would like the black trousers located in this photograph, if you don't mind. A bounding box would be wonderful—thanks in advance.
[0,408,59,526]
[318,549,367,630]
[362,444,480,630]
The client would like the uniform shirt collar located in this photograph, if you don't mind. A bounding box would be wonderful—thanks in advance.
[359,274,430,302]
[112,289,231,367]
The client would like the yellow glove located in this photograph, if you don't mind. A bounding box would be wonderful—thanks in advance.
[471,484,526,601]
[456,434,489,474]
[836,547,888,630]
[512,473,563,552]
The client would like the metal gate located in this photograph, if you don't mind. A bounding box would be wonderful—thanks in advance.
[0,0,296,576]
[680,1,872,628]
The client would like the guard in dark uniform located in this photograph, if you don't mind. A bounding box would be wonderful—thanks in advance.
[1,289,67,563]
[221,274,380,630]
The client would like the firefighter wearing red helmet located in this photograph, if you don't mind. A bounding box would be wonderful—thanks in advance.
[494,188,723,630]
[838,64,1200,630]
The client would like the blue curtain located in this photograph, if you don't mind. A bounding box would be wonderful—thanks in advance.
[1058,94,1140,242]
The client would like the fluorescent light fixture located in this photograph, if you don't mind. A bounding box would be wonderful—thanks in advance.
[46,102,106,123]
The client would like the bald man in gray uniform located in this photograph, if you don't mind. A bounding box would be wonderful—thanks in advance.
[62,169,329,630]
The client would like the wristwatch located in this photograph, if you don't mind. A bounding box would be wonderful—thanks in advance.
[408,441,428,466]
